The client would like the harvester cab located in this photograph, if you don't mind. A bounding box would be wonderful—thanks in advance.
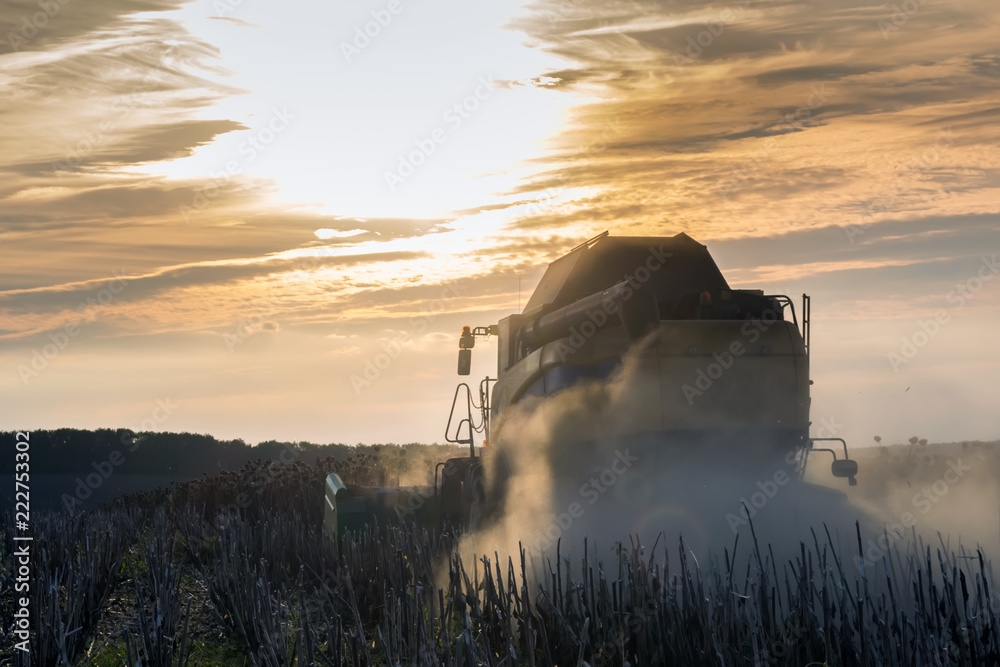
[324,231,859,548]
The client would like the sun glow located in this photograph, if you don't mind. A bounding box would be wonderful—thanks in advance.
[132,0,580,221]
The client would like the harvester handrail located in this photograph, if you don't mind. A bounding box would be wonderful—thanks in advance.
[809,436,851,461]
[763,294,797,328]
[445,382,485,457]
[805,437,858,485]
[445,383,474,443]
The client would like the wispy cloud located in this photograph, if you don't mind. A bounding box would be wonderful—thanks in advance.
[0,0,996,445]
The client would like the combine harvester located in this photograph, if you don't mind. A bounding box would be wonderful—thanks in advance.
[324,231,858,545]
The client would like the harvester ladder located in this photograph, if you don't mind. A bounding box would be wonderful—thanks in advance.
[445,377,494,457]
[802,293,811,355]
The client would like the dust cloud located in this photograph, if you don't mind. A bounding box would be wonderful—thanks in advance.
[458,346,1000,585]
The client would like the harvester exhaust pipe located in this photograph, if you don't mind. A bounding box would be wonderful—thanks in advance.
[521,280,660,348]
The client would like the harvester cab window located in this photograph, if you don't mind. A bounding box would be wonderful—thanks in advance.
[665,289,786,321]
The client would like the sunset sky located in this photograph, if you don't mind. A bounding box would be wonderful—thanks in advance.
[1,0,997,449]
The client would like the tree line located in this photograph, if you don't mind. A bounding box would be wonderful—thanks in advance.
[0,428,441,476]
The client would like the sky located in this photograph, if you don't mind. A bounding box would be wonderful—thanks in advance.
[1,0,997,449]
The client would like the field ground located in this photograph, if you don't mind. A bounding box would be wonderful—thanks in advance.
[3,440,1000,665]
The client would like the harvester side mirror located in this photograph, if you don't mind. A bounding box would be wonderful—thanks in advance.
[832,459,858,486]
[458,348,471,375]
